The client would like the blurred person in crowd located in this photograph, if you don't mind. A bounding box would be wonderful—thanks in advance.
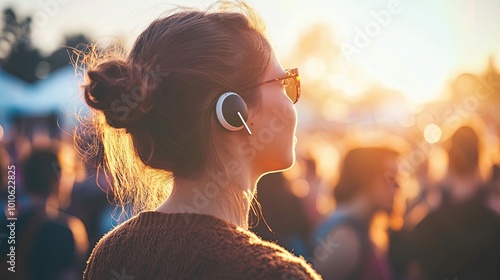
[251,172,313,257]
[79,1,320,279]
[409,125,500,280]
[0,147,88,280]
[487,164,500,215]
[312,147,399,280]
[301,154,325,225]
[67,131,112,254]
[69,167,111,244]
[387,158,432,280]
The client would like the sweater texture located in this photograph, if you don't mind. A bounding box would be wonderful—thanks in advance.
[83,211,322,280]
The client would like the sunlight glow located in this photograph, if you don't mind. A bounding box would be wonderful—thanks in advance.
[290,179,310,198]
[5,0,500,106]
[424,124,442,144]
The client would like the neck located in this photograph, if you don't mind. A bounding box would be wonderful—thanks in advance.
[156,161,259,229]
[447,172,481,203]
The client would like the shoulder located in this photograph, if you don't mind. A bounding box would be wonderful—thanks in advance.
[312,224,363,280]
[83,213,144,278]
[316,224,363,262]
[215,227,322,280]
[312,213,366,257]
[85,212,321,280]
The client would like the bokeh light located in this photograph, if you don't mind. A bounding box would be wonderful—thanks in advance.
[423,123,442,144]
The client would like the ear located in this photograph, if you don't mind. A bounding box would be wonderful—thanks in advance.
[216,92,251,135]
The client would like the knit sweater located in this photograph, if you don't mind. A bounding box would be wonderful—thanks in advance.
[83,211,322,279]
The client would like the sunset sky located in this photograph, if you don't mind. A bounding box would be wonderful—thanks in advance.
[3,0,500,104]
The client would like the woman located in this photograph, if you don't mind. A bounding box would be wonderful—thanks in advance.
[80,1,320,279]
[312,147,399,280]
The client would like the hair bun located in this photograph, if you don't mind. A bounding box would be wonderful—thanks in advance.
[83,59,153,130]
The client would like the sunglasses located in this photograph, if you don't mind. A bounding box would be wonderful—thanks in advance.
[243,68,301,104]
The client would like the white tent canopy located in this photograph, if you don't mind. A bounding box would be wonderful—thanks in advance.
[0,66,88,134]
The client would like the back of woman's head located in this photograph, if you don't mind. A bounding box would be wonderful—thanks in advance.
[448,125,480,176]
[333,147,399,204]
[78,1,272,214]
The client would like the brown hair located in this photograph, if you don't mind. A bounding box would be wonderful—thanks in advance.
[447,126,480,177]
[334,147,399,204]
[77,1,272,216]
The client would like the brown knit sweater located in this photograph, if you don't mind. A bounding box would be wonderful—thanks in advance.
[83,211,322,279]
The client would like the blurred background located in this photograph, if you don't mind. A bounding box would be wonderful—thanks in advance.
[0,0,499,279]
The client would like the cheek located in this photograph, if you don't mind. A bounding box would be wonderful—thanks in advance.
[251,98,297,171]
[261,93,296,138]
[272,104,296,150]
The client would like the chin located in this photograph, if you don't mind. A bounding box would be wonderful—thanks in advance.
[273,152,296,172]
[258,148,296,174]
[286,151,296,169]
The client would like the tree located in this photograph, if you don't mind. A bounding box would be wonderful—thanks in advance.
[0,7,41,83]
[0,7,91,83]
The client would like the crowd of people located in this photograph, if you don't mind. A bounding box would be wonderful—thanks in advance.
[1,1,500,279]
[252,124,500,280]
[1,122,499,279]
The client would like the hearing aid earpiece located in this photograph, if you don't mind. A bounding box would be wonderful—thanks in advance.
[216,92,252,135]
